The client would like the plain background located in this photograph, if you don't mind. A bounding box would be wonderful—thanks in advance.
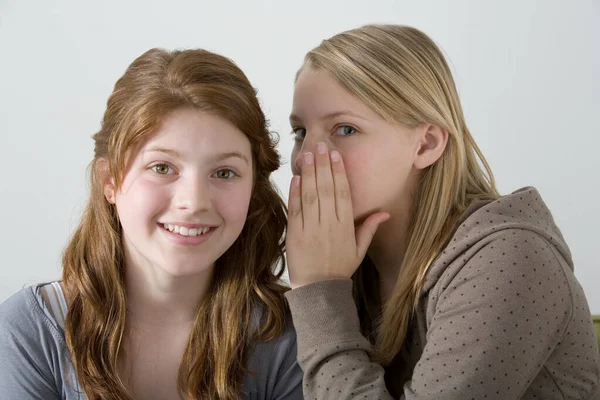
[0,0,598,311]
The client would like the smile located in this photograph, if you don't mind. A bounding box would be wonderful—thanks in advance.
[162,224,213,237]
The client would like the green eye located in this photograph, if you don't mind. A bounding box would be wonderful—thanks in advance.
[215,169,236,179]
[151,164,172,175]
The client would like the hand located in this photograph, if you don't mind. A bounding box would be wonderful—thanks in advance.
[286,142,390,289]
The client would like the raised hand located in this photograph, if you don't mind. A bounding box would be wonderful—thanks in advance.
[286,142,390,289]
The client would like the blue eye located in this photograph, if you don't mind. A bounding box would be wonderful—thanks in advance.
[151,163,174,175]
[291,127,306,141]
[214,169,237,180]
[334,125,357,136]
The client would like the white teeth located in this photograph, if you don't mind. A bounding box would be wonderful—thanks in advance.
[163,224,211,236]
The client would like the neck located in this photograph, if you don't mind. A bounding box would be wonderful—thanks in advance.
[367,210,411,302]
[366,184,415,303]
[124,253,214,328]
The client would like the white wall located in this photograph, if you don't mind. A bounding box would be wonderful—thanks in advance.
[1,0,598,311]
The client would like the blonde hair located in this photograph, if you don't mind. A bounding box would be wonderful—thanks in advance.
[62,48,289,399]
[303,24,499,364]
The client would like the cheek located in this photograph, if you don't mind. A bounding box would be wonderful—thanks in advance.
[214,183,253,224]
[117,178,169,222]
[339,149,372,209]
[340,145,413,218]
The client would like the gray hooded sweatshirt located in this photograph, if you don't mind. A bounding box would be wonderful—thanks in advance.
[285,187,600,399]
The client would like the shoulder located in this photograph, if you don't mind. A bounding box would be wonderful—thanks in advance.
[0,284,67,398]
[243,305,303,398]
[434,228,571,298]
[427,229,575,337]
[1,285,45,334]
[247,304,298,367]
[424,187,573,294]
[0,283,65,351]
[1,283,63,335]
[420,228,599,397]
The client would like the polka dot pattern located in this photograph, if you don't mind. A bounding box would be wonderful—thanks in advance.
[286,187,600,399]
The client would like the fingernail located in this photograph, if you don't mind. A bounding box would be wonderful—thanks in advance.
[330,150,341,163]
[303,152,313,165]
[293,176,301,187]
[316,142,327,154]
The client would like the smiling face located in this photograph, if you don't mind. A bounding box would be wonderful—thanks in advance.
[290,67,422,222]
[107,107,254,278]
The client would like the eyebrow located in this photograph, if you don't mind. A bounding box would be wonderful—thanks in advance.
[145,147,249,165]
[211,151,250,165]
[289,110,368,123]
[145,146,182,158]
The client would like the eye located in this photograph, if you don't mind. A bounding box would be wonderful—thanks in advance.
[333,125,357,136]
[291,127,306,141]
[214,169,237,180]
[150,163,175,175]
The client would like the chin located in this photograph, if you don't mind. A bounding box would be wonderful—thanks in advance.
[162,261,214,278]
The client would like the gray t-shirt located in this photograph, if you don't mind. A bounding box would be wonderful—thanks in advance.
[0,283,303,399]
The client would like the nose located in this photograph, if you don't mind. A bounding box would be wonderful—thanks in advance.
[292,134,320,174]
[175,174,211,213]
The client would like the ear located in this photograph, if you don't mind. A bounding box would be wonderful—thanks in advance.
[97,158,117,204]
[413,123,449,170]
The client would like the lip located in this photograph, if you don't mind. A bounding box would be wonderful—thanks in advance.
[158,223,217,246]
[159,222,218,229]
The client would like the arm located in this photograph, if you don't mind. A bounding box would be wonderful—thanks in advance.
[283,142,393,399]
[285,279,394,399]
[286,230,573,399]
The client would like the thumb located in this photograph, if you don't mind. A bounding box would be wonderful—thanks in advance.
[355,212,390,259]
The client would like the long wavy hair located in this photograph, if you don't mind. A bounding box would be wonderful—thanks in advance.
[302,24,499,364]
[62,48,289,399]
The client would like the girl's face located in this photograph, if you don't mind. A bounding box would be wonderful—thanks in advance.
[290,67,422,222]
[107,107,254,277]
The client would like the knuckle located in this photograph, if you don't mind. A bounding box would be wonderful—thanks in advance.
[337,187,351,200]
[301,163,315,175]
[318,184,333,197]
[302,191,318,205]
[289,207,303,217]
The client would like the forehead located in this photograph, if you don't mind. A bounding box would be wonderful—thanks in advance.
[291,68,377,121]
[142,108,252,158]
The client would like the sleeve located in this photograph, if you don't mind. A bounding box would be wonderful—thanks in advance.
[285,229,574,399]
[0,318,60,399]
[285,279,394,399]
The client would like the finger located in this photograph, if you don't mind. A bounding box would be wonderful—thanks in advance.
[330,150,353,223]
[300,152,319,228]
[314,142,336,222]
[355,212,390,259]
[287,175,303,230]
